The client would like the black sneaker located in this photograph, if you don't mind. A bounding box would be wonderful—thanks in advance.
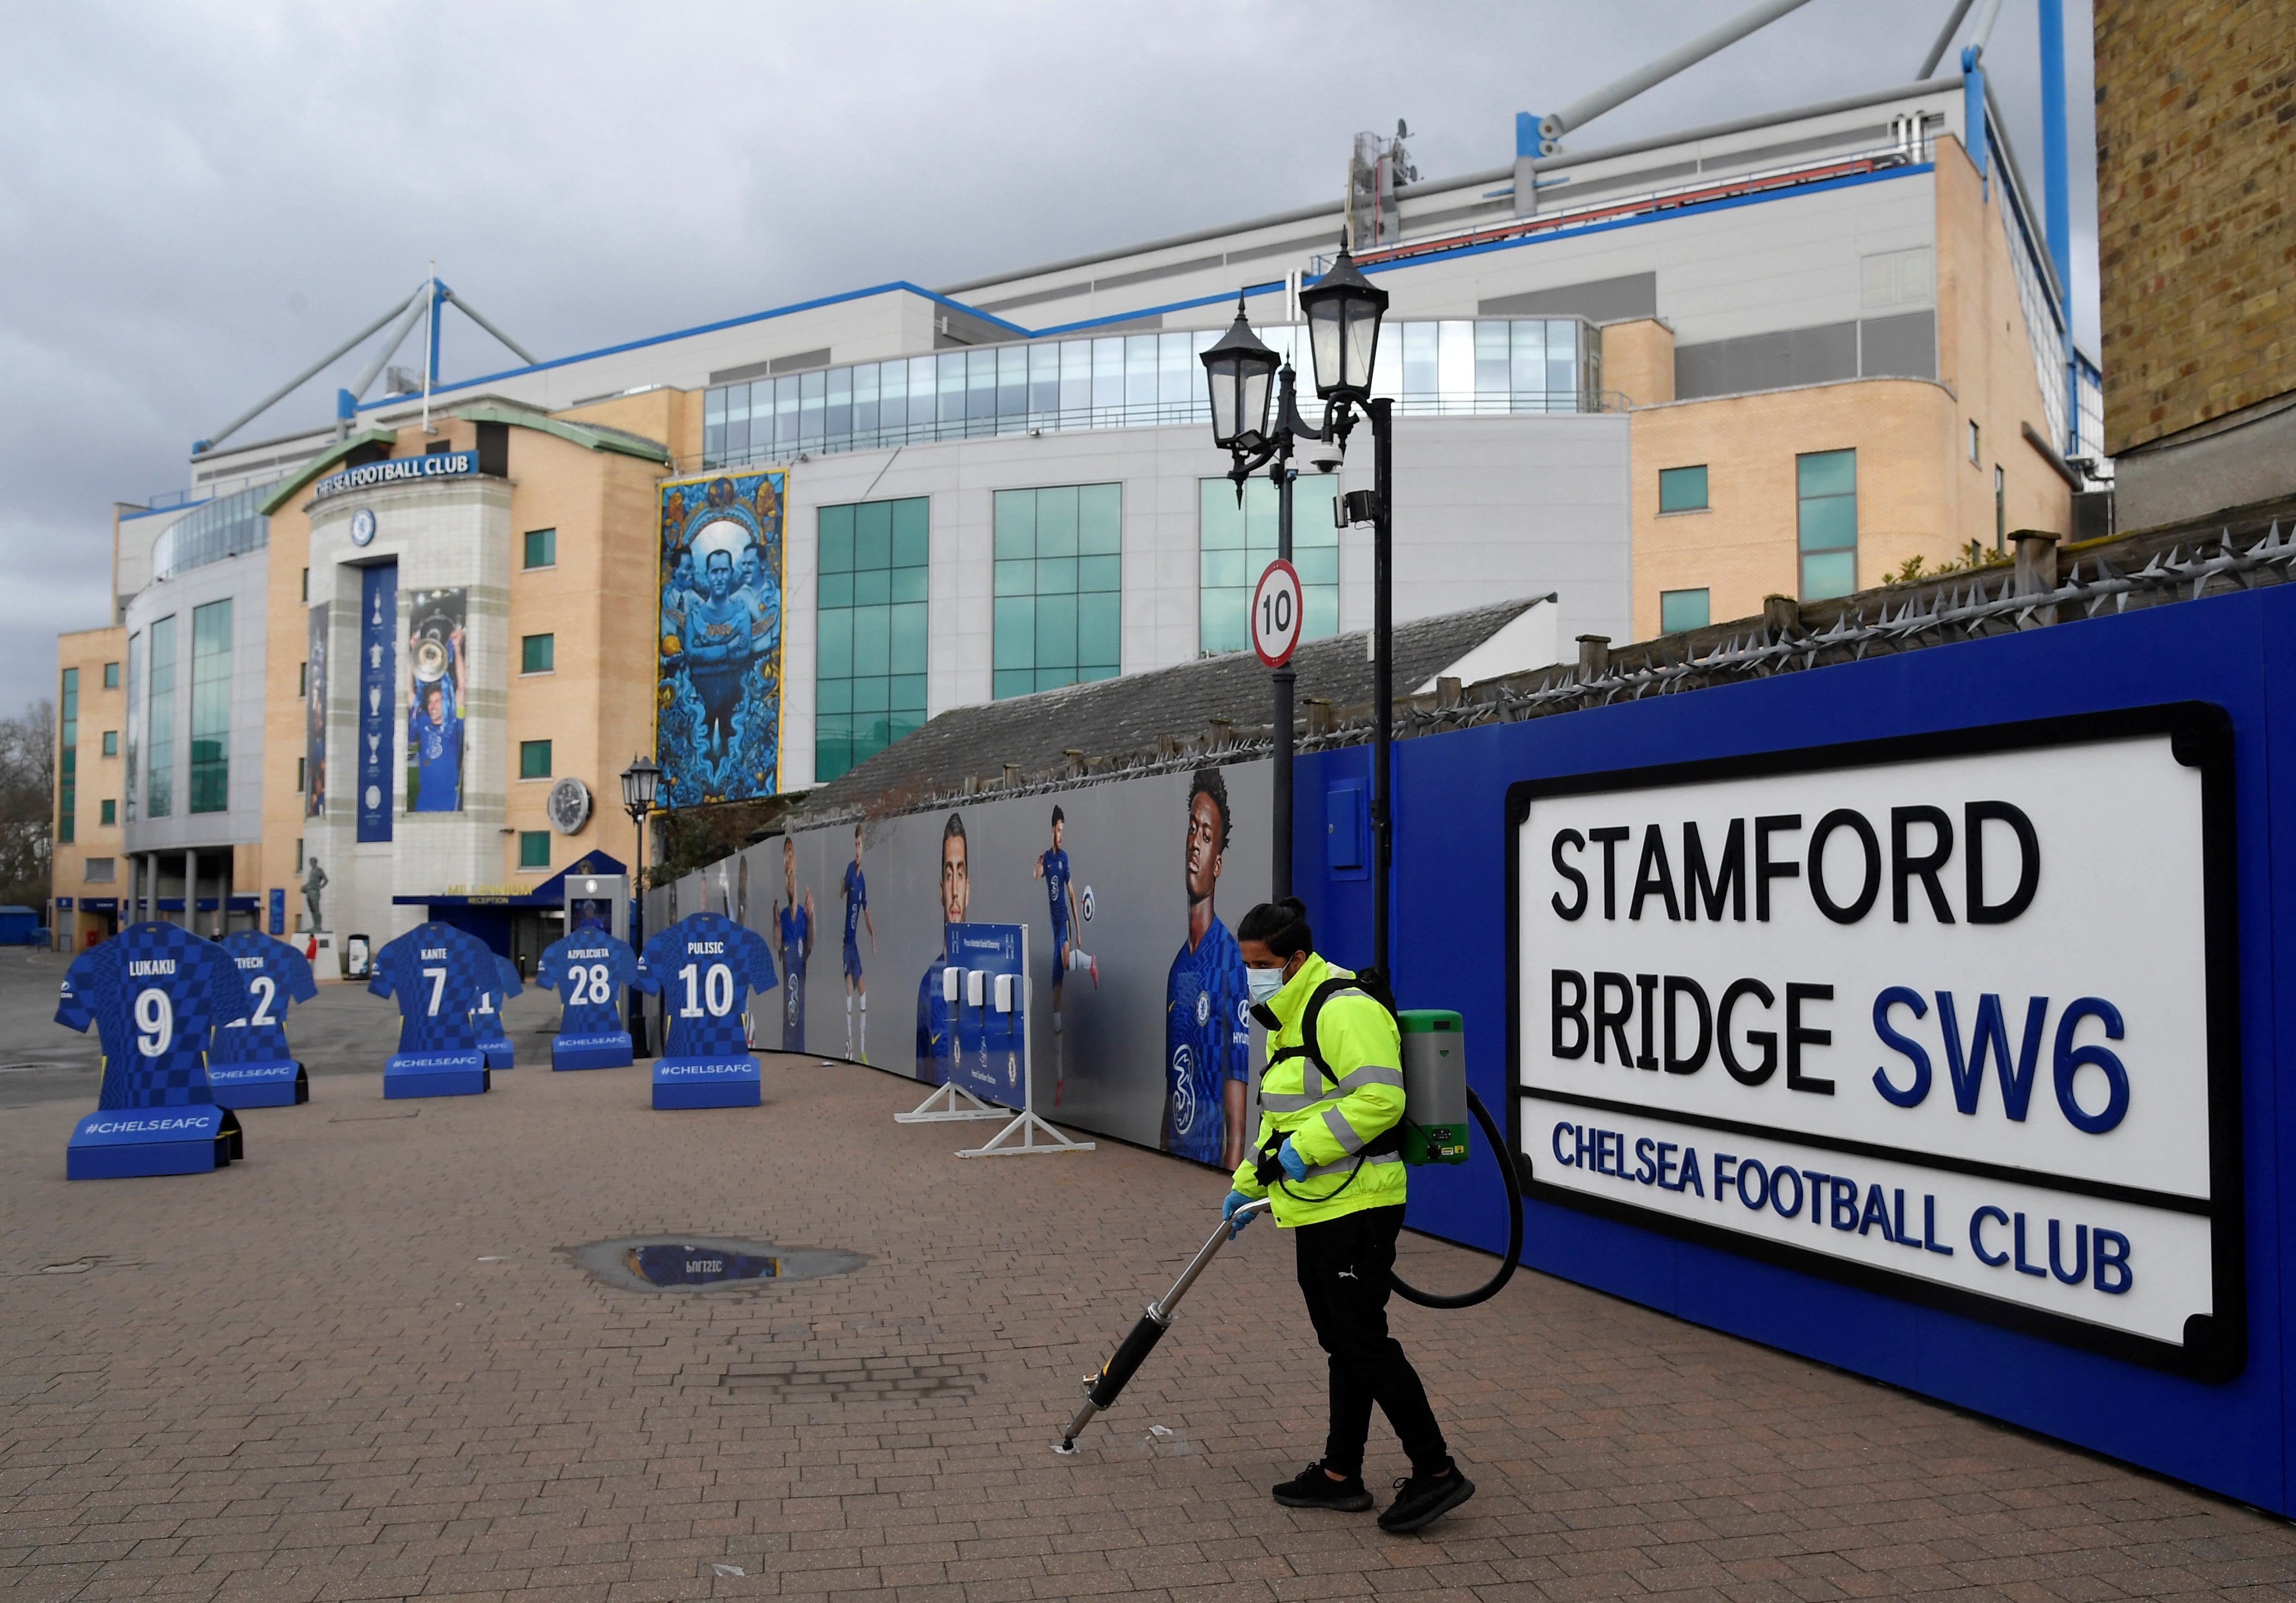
[1378,1466,1475,1532]
[1272,1461,1373,1512]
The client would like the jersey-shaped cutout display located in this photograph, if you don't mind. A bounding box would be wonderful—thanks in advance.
[537,930,640,1037]
[208,932,319,1068]
[637,911,778,1060]
[368,922,495,1053]
[56,922,254,1109]
[474,954,523,1042]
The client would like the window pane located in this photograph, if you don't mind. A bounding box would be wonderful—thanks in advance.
[1797,449,1856,497]
[1798,495,1857,552]
[891,565,927,603]
[520,831,550,868]
[891,674,927,713]
[1437,320,1474,404]
[1658,466,1709,512]
[816,675,852,714]
[1078,483,1122,553]
[1077,554,1120,594]
[816,610,852,679]
[889,602,928,675]
[994,670,1034,700]
[520,739,552,778]
[1201,549,1249,589]
[1035,556,1078,596]
[1035,486,1079,557]
[818,572,853,610]
[522,634,554,673]
[1801,549,1857,600]
[851,607,890,676]
[994,599,1035,671]
[1078,592,1119,668]
[1034,589,1078,666]
[1092,337,1124,411]
[850,562,891,607]
[1659,589,1711,633]
[1474,321,1510,395]
[524,528,556,567]
[967,347,996,422]
[1060,339,1092,414]
[851,676,890,713]
[854,501,893,571]
[1158,331,1193,405]
[818,505,854,573]
[994,490,1035,559]
[1200,478,1245,548]
[892,497,929,566]
[994,558,1034,597]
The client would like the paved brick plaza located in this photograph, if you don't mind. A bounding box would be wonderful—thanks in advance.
[7,988,2296,1600]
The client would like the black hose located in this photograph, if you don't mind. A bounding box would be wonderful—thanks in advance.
[1389,1087,1523,1309]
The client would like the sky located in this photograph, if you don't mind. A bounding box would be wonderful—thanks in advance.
[0,0,2097,717]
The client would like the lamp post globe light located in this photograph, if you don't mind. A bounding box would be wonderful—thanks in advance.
[619,754,660,1054]
[1202,251,1391,960]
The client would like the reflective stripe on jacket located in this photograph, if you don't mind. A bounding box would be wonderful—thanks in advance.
[1228,953,1406,1227]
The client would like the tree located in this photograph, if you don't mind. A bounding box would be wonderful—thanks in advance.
[0,699,56,910]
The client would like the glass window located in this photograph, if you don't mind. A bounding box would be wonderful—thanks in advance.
[102,730,117,757]
[1199,476,1341,655]
[84,857,115,881]
[521,634,555,674]
[1797,450,1858,600]
[103,662,119,690]
[99,800,116,827]
[1660,589,1712,633]
[58,666,76,843]
[519,740,552,779]
[189,598,231,813]
[124,632,139,823]
[298,661,307,698]
[146,616,175,819]
[1658,466,1709,513]
[519,830,551,869]
[524,528,556,568]
[816,497,929,783]
[993,484,1121,699]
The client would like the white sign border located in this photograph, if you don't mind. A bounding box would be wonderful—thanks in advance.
[1505,702,2246,1381]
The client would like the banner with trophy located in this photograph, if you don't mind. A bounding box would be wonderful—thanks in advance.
[355,564,396,843]
[304,602,327,820]
[403,587,467,813]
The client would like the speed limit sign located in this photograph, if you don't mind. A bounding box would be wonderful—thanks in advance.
[1251,559,1304,668]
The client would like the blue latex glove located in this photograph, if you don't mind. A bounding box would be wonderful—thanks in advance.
[1276,1138,1309,1183]
[1222,1190,1257,1236]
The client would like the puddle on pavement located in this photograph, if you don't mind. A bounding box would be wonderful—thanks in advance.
[565,1235,866,1294]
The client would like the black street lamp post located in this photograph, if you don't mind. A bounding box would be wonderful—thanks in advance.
[1203,251,1392,965]
[619,753,660,1054]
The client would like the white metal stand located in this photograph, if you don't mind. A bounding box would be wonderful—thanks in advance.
[958,1107,1095,1159]
[895,1080,1007,1123]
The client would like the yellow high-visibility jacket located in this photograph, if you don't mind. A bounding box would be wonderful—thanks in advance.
[1229,953,1406,1227]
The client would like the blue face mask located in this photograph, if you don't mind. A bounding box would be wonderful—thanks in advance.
[1245,966,1286,1006]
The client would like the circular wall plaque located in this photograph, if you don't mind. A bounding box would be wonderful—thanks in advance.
[348,506,377,546]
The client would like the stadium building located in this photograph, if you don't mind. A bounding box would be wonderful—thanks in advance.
[48,45,2101,956]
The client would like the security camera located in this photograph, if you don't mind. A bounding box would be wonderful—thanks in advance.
[1308,445,1344,474]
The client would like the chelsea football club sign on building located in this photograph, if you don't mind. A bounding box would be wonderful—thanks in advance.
[1511,705,2242,1378]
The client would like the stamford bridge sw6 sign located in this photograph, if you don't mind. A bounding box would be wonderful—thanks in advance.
[1508,705,2242,1379]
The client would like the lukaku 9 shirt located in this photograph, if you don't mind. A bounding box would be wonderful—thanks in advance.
[209,932,319,1067]
[536,931,639,1037]
[56,922,253,1110]
[1163,916,1252,1165]
[368,922,494,1053]
[636,911,777,1059]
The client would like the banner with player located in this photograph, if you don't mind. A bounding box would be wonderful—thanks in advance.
[403,586,466,813]
[655,472,786,809]
[735,760,1271,1167]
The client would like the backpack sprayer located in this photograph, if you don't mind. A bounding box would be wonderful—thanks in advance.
[1055,999,1523,1453]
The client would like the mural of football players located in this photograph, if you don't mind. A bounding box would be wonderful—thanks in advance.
[1164,768,1251,1168]
[915,812,967,1085]
[842,823,874,1062]
[776,835,814,1053]
[1035,805,1098,1104]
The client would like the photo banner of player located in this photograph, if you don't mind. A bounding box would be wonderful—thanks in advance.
[304,602,328,820]
[403,586,466,813]
[655,472,785,809]
[355,564,397,843]
[716,761,1270,1166]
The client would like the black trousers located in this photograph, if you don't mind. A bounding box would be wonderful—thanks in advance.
[1293,1204,1449,1479]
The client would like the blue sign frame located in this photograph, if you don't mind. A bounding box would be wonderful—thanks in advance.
[356,563,397,842]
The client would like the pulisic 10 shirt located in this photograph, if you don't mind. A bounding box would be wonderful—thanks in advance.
[536,931,639,1037]
[368,922,495,1053]
[636,911,778,1060]
[56,922,253,1110]
[209,931,319,1068]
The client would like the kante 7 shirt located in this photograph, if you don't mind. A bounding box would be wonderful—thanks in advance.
[55,921,253,1110]
[636,911,777,1059]
[209,931,319,1067]
[536,931,639,1038]
[1163,915,1252,1165]
[368,922,494,1052]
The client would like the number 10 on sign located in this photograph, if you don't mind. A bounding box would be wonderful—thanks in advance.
[1252,559,1303,668]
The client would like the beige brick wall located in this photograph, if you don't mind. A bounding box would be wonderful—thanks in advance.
[53,623,127,946]
[1626,133,2071,639]
[2096,0,2296,453]
[1600,319,1675,408]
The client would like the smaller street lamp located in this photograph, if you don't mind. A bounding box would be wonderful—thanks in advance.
[619,754,661,1054]
[1202,295,1281,462]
